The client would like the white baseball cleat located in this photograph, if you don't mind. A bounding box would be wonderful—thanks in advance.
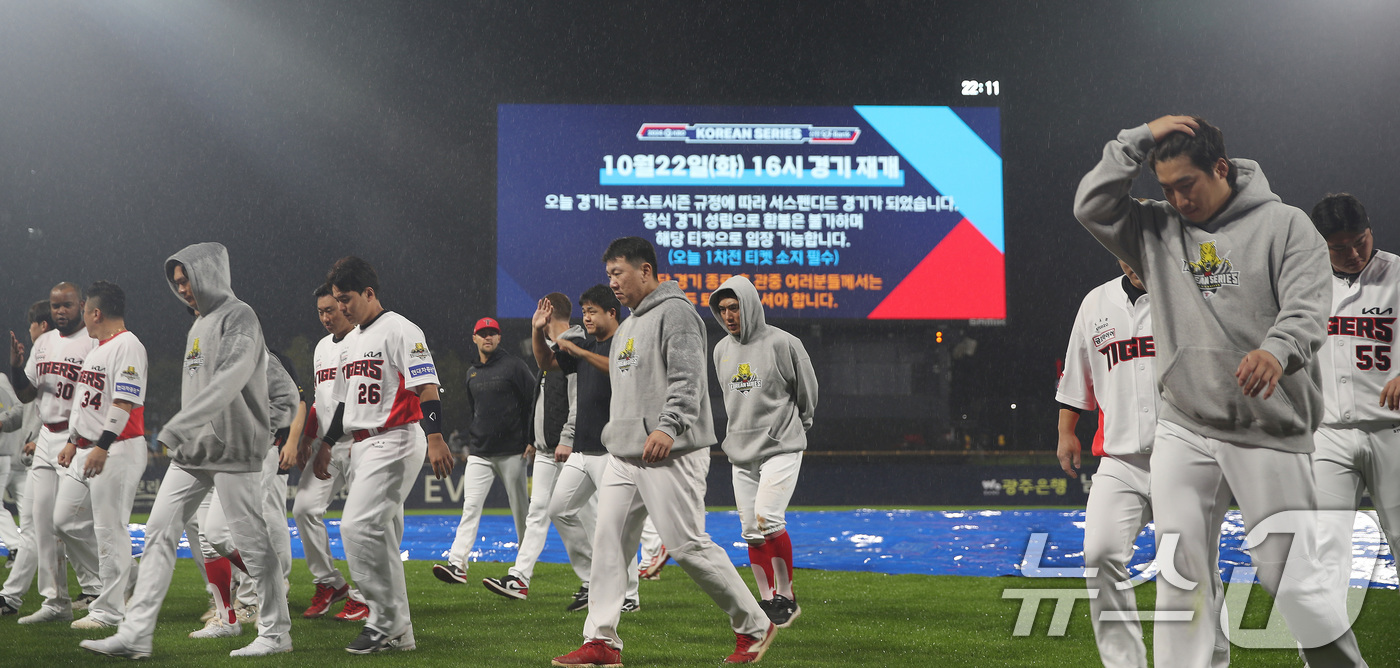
[190,617,242,639]
[80,635,152,660]
[230,635,292,657]
[71,614,116,630]
[18,605,72,624]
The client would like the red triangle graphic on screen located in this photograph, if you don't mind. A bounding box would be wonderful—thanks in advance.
[867,219,1006,319]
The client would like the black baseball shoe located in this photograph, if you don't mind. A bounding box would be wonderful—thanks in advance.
[564,585,589,612]
[0,597,18,616]
[481,575,529,600]
[432,563,469,584]
[764,594,801,628]
[620,598,640,613]
[345,627,416,654]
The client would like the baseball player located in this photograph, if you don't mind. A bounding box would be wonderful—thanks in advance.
[709,275,818,629]
[316,256,454,654]
[432,316,533,587]
[1308,194,1400,613]
[80,242,291,658]
[53,281,150,630]
[0,301,53,615]
[533,286,642,613]
[637,518,667,580]
[0,362,31,566]
[1056,263,1230,667]
[291,283,367,620]
[552,238,773,667]
[8,282,102,624]
[480,293,597,603]
[1074,116,1365,666]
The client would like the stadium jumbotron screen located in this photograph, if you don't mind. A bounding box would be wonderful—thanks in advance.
[497,104,1004,320]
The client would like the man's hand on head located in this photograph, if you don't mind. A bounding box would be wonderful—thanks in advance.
[1147,115,1199,144]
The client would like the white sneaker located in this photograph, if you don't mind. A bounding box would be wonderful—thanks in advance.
[18,605,72,624]
[80,635,152,660]
[230,635,292,657]
[190,617,243,639]
[71,614,116,630]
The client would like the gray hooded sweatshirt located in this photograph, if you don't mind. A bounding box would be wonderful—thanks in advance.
[602,280,716,458]
[1073,124,1330,453]
[710,276,818,465]
[160,242,273,472]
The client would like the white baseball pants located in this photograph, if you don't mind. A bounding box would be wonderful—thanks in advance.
[0,456,22,553]
[116,463,289,651]
[1151,420,1365,668]
[584,448,765,650]
[547,451,637,598]
[1313,425,1400,613]
[53,438,146,625]
[341,425,426,638]
[731,451,802,543]
[509,453,595,586]
[446,452,529,570]
[292,442,351,588]
[32,427,99,612]
[0,458,37,607]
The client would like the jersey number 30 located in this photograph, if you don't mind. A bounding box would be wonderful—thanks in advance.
[1356,345,1392,371]
[357,383,382,404]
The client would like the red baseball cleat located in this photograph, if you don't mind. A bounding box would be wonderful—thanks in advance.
[335,596,370,621]
[724,623,776,663]
[303,582,350,618]
[552,640,623,667]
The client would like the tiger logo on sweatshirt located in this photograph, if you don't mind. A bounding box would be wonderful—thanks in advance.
[1182,240,1240,298]
[616,337,637,374]
[729,363,763,395]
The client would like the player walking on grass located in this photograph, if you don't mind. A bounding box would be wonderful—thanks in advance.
[709,275,817,629]
[1307,194,1400,615]
[1056,262,1229,667]
[316,256,454,654]
[534,286,643,613]
[432,316,533,587]
[480,293,596,603]
[552,238,774,667]
[0,301,51,615]
[81,242,291,658]
[292,283,368,620]
[54,282,150,631]
[9,282,102,624]
[1075,116,1366,666]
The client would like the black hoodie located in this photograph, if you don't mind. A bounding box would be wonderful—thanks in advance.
[464,349,535,457]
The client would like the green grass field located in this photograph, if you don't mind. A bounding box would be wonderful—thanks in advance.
[3,510,1396,665]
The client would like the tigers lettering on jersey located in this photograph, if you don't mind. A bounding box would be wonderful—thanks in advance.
[316,367,336,383]
[70,331,147,442]
[343,359,385,381]
[35,361,81,381]
[1327,316,1395,343]
[77,369,106,391]
[1098,336,1155,370]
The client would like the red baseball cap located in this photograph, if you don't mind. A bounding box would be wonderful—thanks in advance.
[474,317,501,335]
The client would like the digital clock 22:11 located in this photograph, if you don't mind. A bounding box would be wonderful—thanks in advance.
[961,80,1000,96]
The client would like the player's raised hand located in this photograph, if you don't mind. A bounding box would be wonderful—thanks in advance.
[313,442,333,480]
[532,298,553,332]
[1057,432,1082,478]
[642,429,673,463]
[9,331,24,368]
[1236,349,1282,399]
[1380,376,1400,411]
[426,433,454,479]
[1147,115,1199,143]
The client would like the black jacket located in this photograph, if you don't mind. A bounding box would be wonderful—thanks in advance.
[464,350,535,457]
[526,368,570,450]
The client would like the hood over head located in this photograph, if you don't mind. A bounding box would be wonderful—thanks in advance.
[165,242,235,315]
[709,275,766,344]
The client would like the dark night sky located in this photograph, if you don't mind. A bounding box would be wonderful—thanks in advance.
[3,1,1399,444]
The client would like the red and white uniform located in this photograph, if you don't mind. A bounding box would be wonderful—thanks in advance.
[336,310,431,642]
[69,330,147,446]
[337,311,438,433]
[1056,277,1156,457]
[1314,249,1400,616]
[21,327,101,617]
[54,330,149,625]
[293,333,355,590]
